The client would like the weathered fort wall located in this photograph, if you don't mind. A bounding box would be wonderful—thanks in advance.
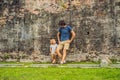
[0,0,120,62]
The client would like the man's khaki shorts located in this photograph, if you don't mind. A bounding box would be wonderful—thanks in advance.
[58,41,70,50]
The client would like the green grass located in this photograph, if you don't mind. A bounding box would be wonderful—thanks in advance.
[0,68,120,80]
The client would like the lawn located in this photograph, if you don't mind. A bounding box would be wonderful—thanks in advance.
[0,68,120,80]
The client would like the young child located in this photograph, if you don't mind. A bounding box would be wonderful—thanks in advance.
[50,39,58,64]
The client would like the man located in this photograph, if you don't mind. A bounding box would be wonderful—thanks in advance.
[57,20,76,64]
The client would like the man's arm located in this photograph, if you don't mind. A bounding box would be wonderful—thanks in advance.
[70,30,76,43]
[57,32,60,44]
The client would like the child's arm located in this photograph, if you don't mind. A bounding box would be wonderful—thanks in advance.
[50,47,52,54]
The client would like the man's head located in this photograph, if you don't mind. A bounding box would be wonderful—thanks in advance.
[59,20,66,27]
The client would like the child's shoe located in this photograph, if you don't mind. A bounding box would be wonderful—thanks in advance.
[60,61,63,64]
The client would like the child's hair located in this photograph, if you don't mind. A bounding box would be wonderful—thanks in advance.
[50,39,53,44]
[50,39,56,44]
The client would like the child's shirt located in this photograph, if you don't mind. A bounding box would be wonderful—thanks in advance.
[50,44,58,54]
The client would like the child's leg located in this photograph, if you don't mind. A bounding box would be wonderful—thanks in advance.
[55,52,59,63]
[52,54,56,64]
[51,54,54,63]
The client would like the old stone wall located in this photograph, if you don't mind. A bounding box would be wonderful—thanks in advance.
[0,0,120,62]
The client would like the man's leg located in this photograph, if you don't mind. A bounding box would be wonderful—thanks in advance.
[61,42,69,63]
[56,42,63,59]
[56,48,62,59]
[61,49,67,63]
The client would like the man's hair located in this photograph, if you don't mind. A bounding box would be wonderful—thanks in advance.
[59,20,66,26]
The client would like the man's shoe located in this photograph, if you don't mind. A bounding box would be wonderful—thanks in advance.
[63,60,66,63]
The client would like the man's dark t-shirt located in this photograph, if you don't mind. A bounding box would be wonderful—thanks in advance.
[59,26,72,41]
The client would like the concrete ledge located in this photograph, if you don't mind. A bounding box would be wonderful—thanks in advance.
[0,64,24,67]
[30,64,120,68]
[0,64,119,68]
[110,64,120,68]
